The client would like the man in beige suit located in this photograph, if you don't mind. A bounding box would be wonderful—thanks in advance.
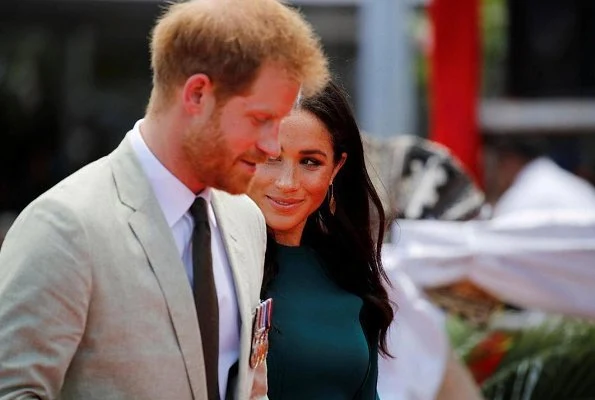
[0,1,328,399]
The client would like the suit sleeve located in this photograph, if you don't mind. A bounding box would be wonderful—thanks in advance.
[0,198,93,399]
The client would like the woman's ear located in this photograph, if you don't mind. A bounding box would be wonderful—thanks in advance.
[330,152,347,183]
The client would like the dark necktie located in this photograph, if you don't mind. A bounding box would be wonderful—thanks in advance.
[190,198,220,400]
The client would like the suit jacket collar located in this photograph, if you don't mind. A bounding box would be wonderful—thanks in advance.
[109,135,207,399]
[109,135,255,399]
[127,120,197,228]
[211,190,257,399]
[211,190,251,328]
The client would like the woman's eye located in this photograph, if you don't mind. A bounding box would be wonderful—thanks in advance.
[267,156,281,163]
[302,158,321,166]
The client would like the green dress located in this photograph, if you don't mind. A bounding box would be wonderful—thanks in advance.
[265,244,379,400]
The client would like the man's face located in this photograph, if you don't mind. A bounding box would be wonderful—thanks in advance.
[182,63,300,194]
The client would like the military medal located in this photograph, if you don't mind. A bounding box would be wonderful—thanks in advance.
[249,298,272,368]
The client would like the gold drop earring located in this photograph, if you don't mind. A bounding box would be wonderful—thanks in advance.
[327,183,336,215]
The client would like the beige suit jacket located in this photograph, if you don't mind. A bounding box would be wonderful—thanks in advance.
[0,135,267,399]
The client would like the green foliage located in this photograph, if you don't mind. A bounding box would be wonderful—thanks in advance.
[497,318,595,370]
[481,0,507,97]
[468,316,595,399]
[447,313,595,399]
[483,347,595,400]
[446,314,489,359]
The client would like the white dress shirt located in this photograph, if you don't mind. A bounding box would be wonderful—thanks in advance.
[130,120,240,399]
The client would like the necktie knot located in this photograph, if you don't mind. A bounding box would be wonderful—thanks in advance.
[190,197,209,224]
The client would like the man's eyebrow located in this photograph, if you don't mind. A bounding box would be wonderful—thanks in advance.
[247,106,278,117]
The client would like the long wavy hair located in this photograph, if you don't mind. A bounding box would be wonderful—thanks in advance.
[262,80,394,356]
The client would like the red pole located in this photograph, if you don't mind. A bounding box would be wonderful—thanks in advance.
[429,0,482,186]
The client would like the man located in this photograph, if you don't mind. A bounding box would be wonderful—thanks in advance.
[0,0,328,399]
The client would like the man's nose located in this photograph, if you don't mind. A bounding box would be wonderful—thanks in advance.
[256,121,281,158]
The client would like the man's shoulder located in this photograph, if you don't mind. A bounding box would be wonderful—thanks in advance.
[21,155,117,224]
[44,157,112,201]
[211,190,262,218]
[3,156,118,249]
[211,190,266,244]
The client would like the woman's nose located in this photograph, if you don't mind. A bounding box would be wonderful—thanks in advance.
[275,164,299,192]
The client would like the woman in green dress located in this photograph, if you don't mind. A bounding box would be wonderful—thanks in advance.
[248,80,394,399]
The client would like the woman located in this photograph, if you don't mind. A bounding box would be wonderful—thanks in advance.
[248,81,394,399]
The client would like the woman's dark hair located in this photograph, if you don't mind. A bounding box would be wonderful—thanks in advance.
[262,80,394,356]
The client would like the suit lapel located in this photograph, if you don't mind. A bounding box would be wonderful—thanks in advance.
[211,190,252,328]
[211,191,253,396]
[110,137,206,400]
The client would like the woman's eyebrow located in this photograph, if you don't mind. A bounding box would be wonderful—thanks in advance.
[299,149,327,158]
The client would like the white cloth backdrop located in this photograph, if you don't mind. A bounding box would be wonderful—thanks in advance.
[377,267,448,400]
[384,210,595,318]
[377,210,595,400]
[376,157,595,399]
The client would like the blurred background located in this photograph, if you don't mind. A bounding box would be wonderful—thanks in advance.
[1,0,594,214]
[2,1,595,398]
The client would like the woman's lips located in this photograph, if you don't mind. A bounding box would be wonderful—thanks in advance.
[266,196,304,212]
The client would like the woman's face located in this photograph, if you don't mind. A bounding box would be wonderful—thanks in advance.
[248,109,346,246]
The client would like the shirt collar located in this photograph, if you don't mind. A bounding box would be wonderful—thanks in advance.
[129,119,212,227]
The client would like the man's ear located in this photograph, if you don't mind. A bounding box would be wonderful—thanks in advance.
[182,73,216,115]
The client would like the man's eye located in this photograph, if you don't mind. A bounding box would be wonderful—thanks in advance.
[252,116,270,124]
[267,156,281,163]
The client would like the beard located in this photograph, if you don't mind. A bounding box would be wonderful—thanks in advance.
[181,115,265,195]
